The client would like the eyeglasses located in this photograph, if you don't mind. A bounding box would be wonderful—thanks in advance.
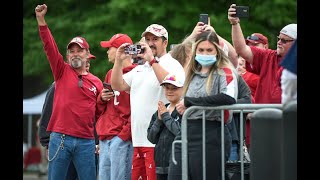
[277,36,294,44]
[246,35,260,41]
[78,75,83,87]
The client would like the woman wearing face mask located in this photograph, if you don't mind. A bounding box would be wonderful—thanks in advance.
[168,30,238,180]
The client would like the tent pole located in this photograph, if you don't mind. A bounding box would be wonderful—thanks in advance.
[28,114,32,148]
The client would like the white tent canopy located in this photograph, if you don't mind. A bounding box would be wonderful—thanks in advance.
[23,90,48,148]
[23,90,48,115]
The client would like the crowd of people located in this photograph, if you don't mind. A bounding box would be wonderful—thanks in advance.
[34,3,297,180]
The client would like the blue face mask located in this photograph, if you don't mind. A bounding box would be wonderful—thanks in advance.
[195,54,217,67]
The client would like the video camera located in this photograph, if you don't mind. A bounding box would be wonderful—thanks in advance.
[124,44,145,55]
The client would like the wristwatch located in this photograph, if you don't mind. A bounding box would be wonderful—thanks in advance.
[149,58,159,66]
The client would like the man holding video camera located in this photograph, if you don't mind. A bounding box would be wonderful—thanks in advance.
[96,33,137,180]
[111,24,185,180]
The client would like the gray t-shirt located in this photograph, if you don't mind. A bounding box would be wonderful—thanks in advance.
[185,68,238,122]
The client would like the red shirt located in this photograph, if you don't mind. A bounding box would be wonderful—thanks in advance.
[96,65,137,141]
[248,46,284,103]
[39,25,103,139]
[241,71,260,98]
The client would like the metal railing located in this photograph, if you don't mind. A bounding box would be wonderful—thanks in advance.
[172,104,282,180]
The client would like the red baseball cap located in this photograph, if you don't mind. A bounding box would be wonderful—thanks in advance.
[67,36,90,49]
[100,34,133,48]
[245,33,268,45]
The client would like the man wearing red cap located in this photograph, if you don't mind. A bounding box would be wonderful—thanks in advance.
[111,24,185,180]
[243,32,269,75]
[245,33,269,49]
[239,33,268,150]
[95,33,137,180]
[244,33,269,73]
[38,54,97,179]
[35,4,103,180]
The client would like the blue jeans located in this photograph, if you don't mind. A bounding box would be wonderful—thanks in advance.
[228,142,239,161]
[99,136,133,180]
[66,161,78,180]
[48,132,96,180]
[65,154,99,180]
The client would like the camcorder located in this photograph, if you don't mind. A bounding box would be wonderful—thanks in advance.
[124,44,145,55]
[233,6,249,18]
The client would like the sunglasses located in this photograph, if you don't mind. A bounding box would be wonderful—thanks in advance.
[277,36,294,44]
[78,75,83,87]
[246,35,260,41]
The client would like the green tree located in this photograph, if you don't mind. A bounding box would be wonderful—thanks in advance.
[23,0,296,97]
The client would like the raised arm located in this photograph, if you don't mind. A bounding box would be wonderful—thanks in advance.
[111,43,131,91]
[35,4,47,26]
[183,22,206,43]
[228,4,254,64]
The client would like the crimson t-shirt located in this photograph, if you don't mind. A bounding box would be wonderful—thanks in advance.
[248,46,283,103]
[39,25,103,139]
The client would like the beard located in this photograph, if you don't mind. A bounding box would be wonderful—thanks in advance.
[276,45,286,57]
[70,57,83,69]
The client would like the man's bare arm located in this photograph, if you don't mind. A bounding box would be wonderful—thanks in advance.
[228,4,254,64]
[111,43,131,92]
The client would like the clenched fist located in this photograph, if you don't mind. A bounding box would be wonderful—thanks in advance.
[35,4,47,26]
[35,4,47,15]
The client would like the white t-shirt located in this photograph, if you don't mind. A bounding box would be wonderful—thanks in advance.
[124,53,185,147]
[281,69,297,105]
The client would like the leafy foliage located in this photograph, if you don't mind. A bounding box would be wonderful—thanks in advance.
[23,0,296,96]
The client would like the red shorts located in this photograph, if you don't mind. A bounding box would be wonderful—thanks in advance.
[131,147,156,180]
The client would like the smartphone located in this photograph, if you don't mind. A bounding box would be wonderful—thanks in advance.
[235,6,249,18]
[199,14,209,24]
[103,82,113,92]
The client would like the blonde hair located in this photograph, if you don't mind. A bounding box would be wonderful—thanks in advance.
[183,31,234,95]
[170,41,192,67]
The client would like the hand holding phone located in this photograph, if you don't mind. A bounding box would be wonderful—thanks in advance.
[234,6,249,18]
[103,82,113,92]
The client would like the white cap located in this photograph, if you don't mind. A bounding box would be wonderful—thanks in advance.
[280,24,297,39]
[160,73,184,87]
[141,24,168,40]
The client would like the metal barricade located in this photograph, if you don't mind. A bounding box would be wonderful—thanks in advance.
[172,104,282,180]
